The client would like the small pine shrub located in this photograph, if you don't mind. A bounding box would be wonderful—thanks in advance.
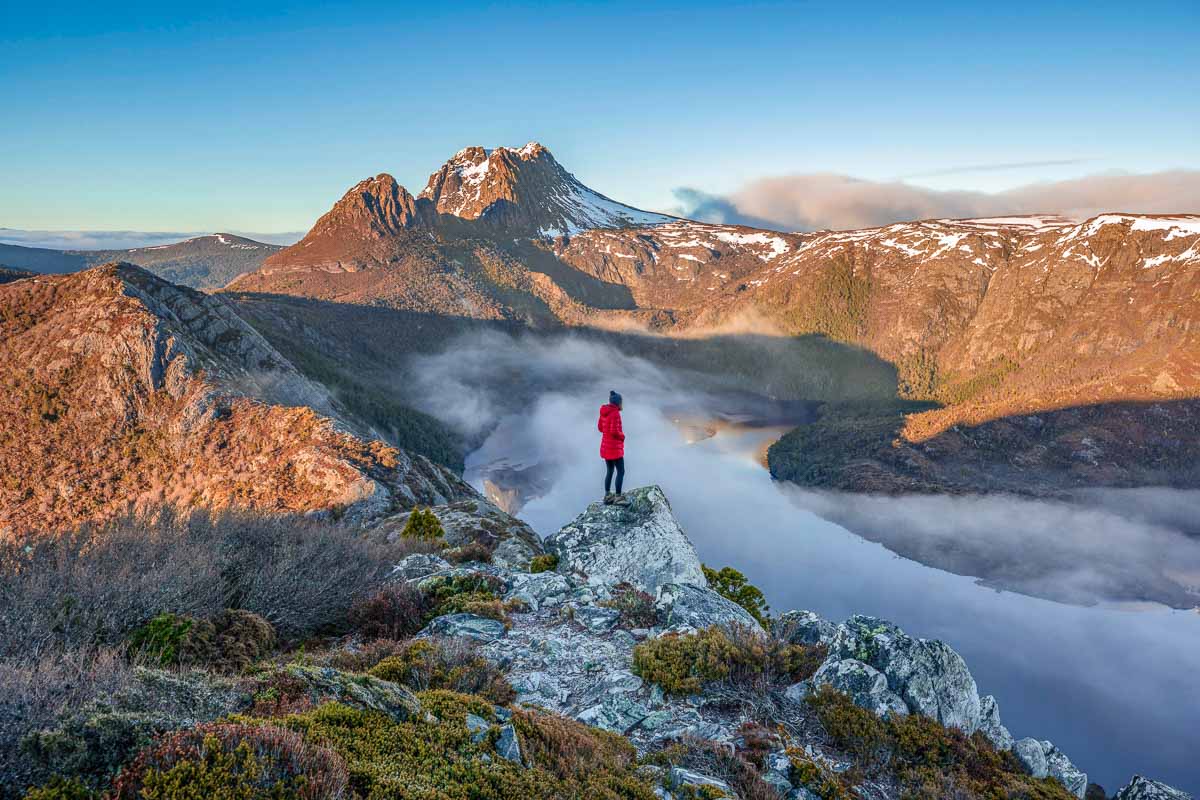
[528,554,558,574]
[702,565,770,628]
[111,724,348,800]
[367,639,515,705]
[346,584,431,640]
[126,614,194,667]
[599,582,658,628]
[401,508,445,542]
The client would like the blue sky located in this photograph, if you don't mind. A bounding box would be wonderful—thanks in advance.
[2,0,1197,232]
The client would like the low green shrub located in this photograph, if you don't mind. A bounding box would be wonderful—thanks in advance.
[400,508,445,542]
[599,582,659,629]
[806,686,1079,799]
[126,614,194,667]
[632,626,827,695]
[111,724,347,800]
[367,639,514,705]
[270,692,659,799]
[346,585,431,641]
[702,565,770,628]
[126,610,276,673]
[528,554,558,573]
[21,776,98,800]
[422,573,507,620]
[444,542,493,565]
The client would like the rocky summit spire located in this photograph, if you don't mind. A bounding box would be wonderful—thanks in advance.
[311,173,421,240]
[418,142,674,237]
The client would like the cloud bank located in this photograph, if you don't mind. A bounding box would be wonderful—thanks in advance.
[0,229,304,250]
[674,169,1200,232]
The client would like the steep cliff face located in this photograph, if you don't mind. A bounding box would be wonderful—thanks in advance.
[0,263,471,537]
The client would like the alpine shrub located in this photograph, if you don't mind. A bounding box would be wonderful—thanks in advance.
[400,508,445,542]
[702,565,770,627]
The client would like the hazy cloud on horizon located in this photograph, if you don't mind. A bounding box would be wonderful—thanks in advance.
[0,228,305,250]
[673,169,1200,232]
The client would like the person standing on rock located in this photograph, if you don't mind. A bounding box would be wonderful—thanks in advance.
[599,390,628,505]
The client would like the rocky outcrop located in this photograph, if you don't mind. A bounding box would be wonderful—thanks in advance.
[824,615,983,734]
[1114,776,1193,800]
[546,485,706,594]
[395,484,1178,800]
[372,496,544,569]
[1013,739,1088,798]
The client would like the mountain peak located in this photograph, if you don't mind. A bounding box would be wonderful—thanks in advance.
[419,142,673,236]
[307,172,420,243]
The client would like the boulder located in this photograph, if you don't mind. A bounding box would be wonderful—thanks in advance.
[391,553,451,581]
[656,582,764,633]
[1014,739,1087,798]
[668,767,734,797]
[978,695,1013,751]
[420,613,507,642]
[506,571,574,611]
[830,615,981,732]
[806,659,909,718]
[773,610,836,646]
[1114,776,1193,800]
[546,485,706,594]
[1045,743,1089,798]
[1014,737,1049,778]
[278,664,425,724]
[570,604,621,634]
[494,723,523,765]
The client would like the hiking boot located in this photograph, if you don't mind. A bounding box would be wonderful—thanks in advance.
[603,493,615,505]
[611,492,630,506]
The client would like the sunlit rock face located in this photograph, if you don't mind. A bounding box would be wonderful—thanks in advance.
[545,485,706,594]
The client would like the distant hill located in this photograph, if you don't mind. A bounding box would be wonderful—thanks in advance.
[0,265,36,284]
[0,233,282,288]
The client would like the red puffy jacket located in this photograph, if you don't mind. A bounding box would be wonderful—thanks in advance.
[598,403,625,460]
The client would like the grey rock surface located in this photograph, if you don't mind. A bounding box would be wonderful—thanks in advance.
[808,658,909,718]
[391,553,451,581]
[774,609,837,645]
[1115,776,1193,800]
[979,694,1013,751]
[829,615,982,732]
[546,485,706,594]
[656,582,764,633]
[420,613,507,642]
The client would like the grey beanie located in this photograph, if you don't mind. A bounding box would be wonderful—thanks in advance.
[609,390,622,407]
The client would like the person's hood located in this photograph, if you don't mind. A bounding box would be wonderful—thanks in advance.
[599,403,620,418]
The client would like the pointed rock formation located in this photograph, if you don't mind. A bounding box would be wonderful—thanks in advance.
[545,485,706,594]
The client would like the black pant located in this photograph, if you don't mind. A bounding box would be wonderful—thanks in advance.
[604,457,625,494]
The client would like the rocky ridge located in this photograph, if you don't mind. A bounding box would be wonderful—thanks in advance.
[0,262,472,537]
[390,485,1190,799]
